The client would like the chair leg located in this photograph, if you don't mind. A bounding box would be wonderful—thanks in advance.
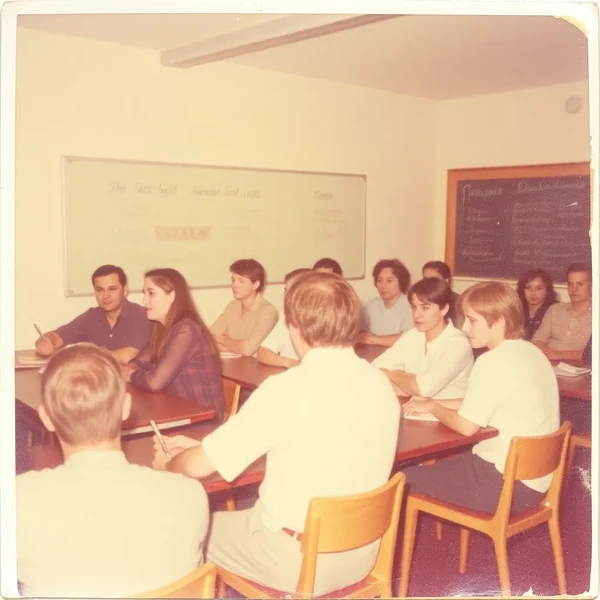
[399,502,420,597]
[224,491,236,511]
[493,537,511,596]
[565,442,577,476]
[217,577,226,598]
[548,515,567,595]
[459,528,471,574]
[435,520,443,541]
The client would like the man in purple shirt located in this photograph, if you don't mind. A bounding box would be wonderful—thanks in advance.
[35,265,150,365]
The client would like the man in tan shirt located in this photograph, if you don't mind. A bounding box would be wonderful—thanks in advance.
[532,263,592,361]
[210,258,278,356]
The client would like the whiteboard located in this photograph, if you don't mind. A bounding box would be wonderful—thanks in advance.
[62,156,366,296]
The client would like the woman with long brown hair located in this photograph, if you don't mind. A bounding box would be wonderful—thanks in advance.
[122,268,224,422]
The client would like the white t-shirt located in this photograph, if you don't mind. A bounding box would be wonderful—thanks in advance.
[260,318,298,359]
[203,347,400,532]
[363,295,413,336]
[372,321,473,399]
[458,340,560,493]
[17,451,209,597]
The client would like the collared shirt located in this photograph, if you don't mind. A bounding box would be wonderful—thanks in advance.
[372,321,473,399]
[260,318,298,359]
[532,302,592,351]
[458,340,559,493]
[203,347,400,533]
[210,294,278,355]
[56,299,150,350]
[17,450,209,598]
[363,294,413,336]
[130,318,224,422]
[525,302,556,340]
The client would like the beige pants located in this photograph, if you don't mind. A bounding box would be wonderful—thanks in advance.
[206,500,379,595]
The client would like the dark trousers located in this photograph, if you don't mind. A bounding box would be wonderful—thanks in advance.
[402,452,544,515]
[561,398,591,435]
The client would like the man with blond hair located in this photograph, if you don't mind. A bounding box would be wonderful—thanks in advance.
[402,281,559,514]
[153,272,400,595]
[16,344,209,598]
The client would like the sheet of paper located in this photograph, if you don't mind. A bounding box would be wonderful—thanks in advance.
[403,412,439,422]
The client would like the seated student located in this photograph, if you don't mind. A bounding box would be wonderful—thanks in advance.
[256,267,312,368]
[532,263,592,361]
[210,258,278,356]
[313,257,343,276]
[152,272,400,595]
[422,260,465,329]
[16,344,209,598]
[358,258,413,347]
[401,281,559,514]
[122,268,224,422]
[34,264,150,364]
[373,278,473,401]
[516,269,558,340]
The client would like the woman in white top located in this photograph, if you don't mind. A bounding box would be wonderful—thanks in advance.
[401,281,560,515]
[373,278,473,402]
[358,258,413,347]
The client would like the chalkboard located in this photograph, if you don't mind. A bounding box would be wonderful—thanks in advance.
[62,156,366,296]
[445,163,591,283]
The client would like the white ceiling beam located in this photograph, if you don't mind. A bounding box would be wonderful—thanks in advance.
[160,13,401,68]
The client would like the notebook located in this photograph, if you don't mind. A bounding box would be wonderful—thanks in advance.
[403,412,439,422]
[15,355,48,369]
[554,362,591,378]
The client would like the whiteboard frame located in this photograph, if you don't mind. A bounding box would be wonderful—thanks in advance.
[61,155,367,297]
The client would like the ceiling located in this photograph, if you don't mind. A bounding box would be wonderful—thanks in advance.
[17,12,589,99]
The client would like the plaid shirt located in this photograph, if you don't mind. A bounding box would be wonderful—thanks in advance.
[130,318,224,423]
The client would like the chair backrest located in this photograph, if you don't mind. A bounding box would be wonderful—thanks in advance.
[295,472,406,596]
[132,562,217,598]
[222,378,241,422]
[496,421,572,521]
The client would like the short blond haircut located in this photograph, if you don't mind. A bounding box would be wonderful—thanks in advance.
[41,343,126,445]
[459,281,525,340]
[284,272,359,347]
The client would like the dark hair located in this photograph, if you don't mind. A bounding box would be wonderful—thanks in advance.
[422,260,452,283]
[408,278,453,321]
[567,263,592,278]
[230,259,267,293]
[284,268,312,284]
[313,258,343,276]
[91,265,127,287]
[144,268,219,361]
[372,259,411,293]
[516,269,558,316]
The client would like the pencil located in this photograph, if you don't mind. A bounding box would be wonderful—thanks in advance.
[34,323,46,339]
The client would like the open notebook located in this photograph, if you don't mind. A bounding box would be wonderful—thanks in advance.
[554,362,591,378]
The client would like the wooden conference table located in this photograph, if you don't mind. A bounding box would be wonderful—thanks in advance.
[15,351,216,437]
[222,343,593,402]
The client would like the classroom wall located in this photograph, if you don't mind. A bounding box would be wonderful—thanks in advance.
[14,28,438,350]
[432,80,591,300]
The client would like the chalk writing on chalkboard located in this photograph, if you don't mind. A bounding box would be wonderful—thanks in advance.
[452,171,590,282]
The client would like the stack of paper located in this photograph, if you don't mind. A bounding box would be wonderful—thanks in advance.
[220,351,242,359]
[554,362,591,378]
[16,356,48,369]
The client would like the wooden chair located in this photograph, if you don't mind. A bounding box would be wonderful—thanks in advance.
[566,432,591,474]
[216,472,406,599]
[223,378,241,423]
[399,422,572,597]
[222,378,241,512]
[133,562,217,598]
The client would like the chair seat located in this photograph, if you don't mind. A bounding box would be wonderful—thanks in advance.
[410,492,553,537]
[224,574,380,599]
